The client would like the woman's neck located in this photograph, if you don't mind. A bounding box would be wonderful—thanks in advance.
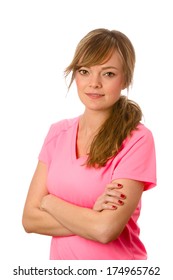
[79,109,110,137]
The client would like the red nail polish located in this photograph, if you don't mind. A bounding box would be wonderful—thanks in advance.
[117,183,123,187]
[118,200,124,205]
[120,194,126,199]
[112,205,117,209]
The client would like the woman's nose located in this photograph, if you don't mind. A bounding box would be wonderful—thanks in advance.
[89,74,102,88]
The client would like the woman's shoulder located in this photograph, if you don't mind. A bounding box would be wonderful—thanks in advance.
[44,116,79,144]
[126,122,155,147]
[133,122,154,138]
[50,116,79,132]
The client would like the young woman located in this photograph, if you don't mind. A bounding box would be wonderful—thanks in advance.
[22,28,156,260]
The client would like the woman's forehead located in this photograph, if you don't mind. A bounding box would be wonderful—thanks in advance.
[78,49,123,68]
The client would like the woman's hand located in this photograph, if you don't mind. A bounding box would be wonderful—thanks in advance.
[40,194,50,211]
[93,182,126,211]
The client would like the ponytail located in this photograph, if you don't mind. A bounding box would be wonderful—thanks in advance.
[86,95,143,167]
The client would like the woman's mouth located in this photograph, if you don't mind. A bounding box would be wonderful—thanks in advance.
[85,93,104,99]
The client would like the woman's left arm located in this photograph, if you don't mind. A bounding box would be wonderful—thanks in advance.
[40,179,144,244]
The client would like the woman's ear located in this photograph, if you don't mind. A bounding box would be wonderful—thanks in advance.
[121,81,128,90]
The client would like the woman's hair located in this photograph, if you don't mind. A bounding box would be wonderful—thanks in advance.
[64,28,142,167]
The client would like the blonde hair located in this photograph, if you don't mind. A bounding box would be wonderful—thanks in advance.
[64,28,142,167]
[65,28,135,88]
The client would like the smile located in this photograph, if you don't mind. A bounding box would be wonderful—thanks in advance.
[85,93,104,99]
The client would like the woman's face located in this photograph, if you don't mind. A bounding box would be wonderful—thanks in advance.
[75,51,125,114]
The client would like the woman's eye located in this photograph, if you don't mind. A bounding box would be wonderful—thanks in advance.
[104,72,115,77]
[78,69,89,75]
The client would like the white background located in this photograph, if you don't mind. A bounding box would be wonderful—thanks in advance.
[0,0,172,278]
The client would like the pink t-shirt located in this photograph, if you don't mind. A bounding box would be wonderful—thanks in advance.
[38,117,156,260]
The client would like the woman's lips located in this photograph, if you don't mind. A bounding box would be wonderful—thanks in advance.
[85,93,104,99]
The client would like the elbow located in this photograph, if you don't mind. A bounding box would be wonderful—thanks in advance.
[22,214,33,233]
[95,224,122,244]
[97,231,118,244]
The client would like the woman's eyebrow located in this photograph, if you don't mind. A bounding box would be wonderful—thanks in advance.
[101,66,119,70]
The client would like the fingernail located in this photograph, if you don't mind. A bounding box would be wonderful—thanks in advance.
[112,205,117,209]
[117,183,123,188]
[120,194,126,199]
[118,200,124,205]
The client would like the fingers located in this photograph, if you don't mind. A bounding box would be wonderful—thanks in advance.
[104,194,125,205]
[93,182,126,212]
[101,182,126,210]
[106,182,123,191]
[101,193,125,211]
[93,182,126,211]
[106,188,126,199]
[105,182,126,200]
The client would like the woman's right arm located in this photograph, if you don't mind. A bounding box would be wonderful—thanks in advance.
[22,161,73,236]
[22,161,124,236]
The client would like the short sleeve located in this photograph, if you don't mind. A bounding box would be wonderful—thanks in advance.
[38,123,58,167]
[112,126,157,191]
